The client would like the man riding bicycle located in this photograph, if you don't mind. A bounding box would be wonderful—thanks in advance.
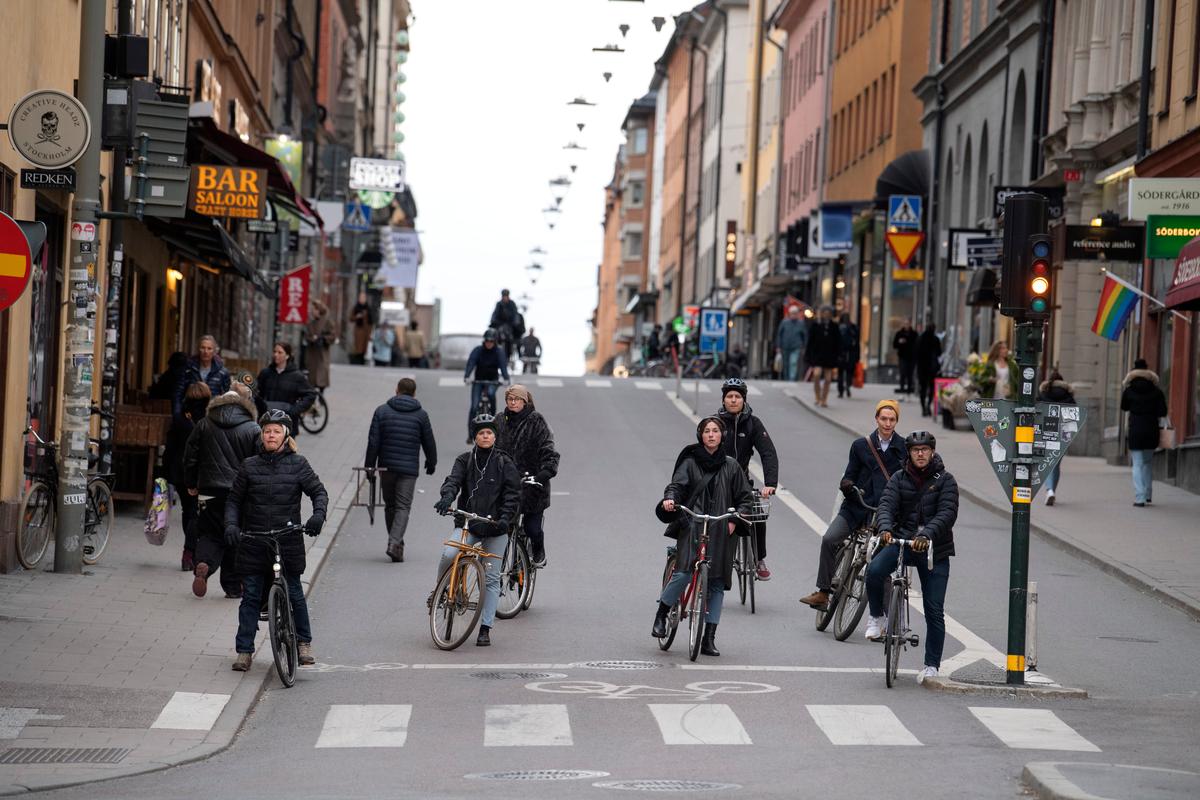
[464,329,510,443]
[714,378,778,580]
[519,327,542,374]
[489,289,524,358]
[865,430,959,684]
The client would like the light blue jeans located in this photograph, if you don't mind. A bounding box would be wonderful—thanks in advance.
[1130,449,1154,504]
[782,349,801,381]
[660,570,725,625]
[437,530,502,627]
[1044,464,1060,493]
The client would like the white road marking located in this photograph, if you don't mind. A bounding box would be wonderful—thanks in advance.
[585,379,612,388]
[807,705,923,746]
[969,708,1100,752]
[438,376,462,387]
[679,665,918,675]
[536,378,564,387]
[150,691,232,731]
[635,380,663,390]
[484,704,572,746]
[748,385,763,396]
[315,704,412,748]
[649,704,752,745]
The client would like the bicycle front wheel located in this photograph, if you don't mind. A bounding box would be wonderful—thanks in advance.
[268,582,298,687]
[430,558,485,650]
[17,481,55,570]
[818,542,855,632]
[884,583,904,688]
[495,537,528,620]
[657,553,679,651]
[521,558,538,611]
[833,553,869,641]
[82,480,113,565]
[300,394,329,434]
[687,565,708,662]
[746,532,757,615]
[734,539,747,606]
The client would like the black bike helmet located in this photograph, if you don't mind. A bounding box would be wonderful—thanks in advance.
[471,413,499,436]
[905,430,937,450]
[483,328,498,342]
[258,408,292,434]
[721,378,748,397]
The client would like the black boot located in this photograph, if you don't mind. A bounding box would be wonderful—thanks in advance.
[651,602,671,638]
[476,625,491,646]
[701,623,720,657]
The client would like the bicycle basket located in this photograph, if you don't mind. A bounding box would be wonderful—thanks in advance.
[741,497,771,523]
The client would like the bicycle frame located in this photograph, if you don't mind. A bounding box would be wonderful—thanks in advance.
[441,508,503,604]
[674,506,745,613]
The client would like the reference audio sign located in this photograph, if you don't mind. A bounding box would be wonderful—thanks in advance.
[188,165,267,219]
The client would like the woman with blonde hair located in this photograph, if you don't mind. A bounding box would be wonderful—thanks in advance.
[983,340,1018,399]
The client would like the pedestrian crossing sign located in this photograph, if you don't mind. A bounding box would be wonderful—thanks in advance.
[342,200,372,232]
[888,195,922,230]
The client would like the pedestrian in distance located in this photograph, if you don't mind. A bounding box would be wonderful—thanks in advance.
[348,292,373,365]
[225,409,328,671]
[714,378,778,580]
[1120,358,1168,507]
[303,300,336,391]
[805,305,840,407]
[800,399,906,611]
[174,335,232,423]
[464,329,510,442]
[983,340,1018,400]
[1036,371,1075,506]
[836,313,860,399]
[433,413,521,647]
[774,305,807,381]
[519,327,543,375]
[404,320,428,368]
[184,384,261,598]
[892,320,918,396]
[916,322,943,417]
[653,416,756,657]
[864,430,959,685]
[364,377,437,563]
[494,385,560,566]
[371,321,398,367]
[647,324,663,361]
[171,382,214,572]
[255,341,318,438]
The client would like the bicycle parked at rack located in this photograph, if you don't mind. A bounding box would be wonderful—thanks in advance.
[494,476,544,620]
[429,508,503,650]
[242,524,305,687]
[815,486,880,640]
[731,496,771,614]
[881,536,933,688]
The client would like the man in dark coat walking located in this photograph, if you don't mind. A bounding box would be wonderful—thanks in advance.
[893,320,918,396]
[1120,359,1168,507]
[494,385,560,566]
[916,322,942,417]
[805,306,840,407]
[836,313,860,399]
[365,377,437,562]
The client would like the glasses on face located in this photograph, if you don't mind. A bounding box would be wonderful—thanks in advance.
[910,446,932,456]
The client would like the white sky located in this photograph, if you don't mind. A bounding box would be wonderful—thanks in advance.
[407,0,695,376]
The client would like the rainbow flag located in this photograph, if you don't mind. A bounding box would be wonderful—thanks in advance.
[1091,274,1138,341]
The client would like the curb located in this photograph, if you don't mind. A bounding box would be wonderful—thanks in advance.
[922,676,1088,699]
[785,392,1200,623]
[1023,761,1200,800]
[0,476,360,797]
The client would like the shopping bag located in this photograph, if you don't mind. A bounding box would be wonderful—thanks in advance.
[772,351,783,375]
[144,477,170,546]
[1158,418,1176,450]
[853,361,865,389]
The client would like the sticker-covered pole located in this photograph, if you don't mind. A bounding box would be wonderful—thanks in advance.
[1006,321,1042,684]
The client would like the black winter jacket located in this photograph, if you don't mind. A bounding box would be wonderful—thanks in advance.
[439,447,521,537]
[365,395,437,476]
[1120,369,1168,451]
[1037,379,1076,405]
[838,322,861,364]
[495,403,560,513]
[805,320,841,368]
[183,392,261,493]
[893,327,918,361]
[173,355,231,423]
[876,453,959,562]
[916,329,942,377]
[715,405,779,487]
[465,345,510,382]
[255,362,317,433]
[838,431,907,528]
[224,441,329,576]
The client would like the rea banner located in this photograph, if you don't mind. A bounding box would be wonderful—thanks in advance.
[277,263,311,324]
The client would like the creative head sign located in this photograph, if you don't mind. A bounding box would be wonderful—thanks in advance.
[188,165,267,219]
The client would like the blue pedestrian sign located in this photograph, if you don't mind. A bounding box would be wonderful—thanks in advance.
[342,200,372,232]
[698,307,730,354]
[888,195,922,230]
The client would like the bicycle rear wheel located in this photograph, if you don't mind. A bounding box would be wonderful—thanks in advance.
[884,583,904,688]
[82,480,113,565]
[734,539,747,606]
[521,561,538,610]
[657,553,679,651]
[430,558,485,650]
[816,543,853,631]
[300,394,329,434]
[268,582,298,687]
[833,553,869,641]
[17,481,55,570]
[746,532,757,615]
[687,565,708,662]
[495,536,528,620]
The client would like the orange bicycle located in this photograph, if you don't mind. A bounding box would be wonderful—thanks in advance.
[429,508,502,650]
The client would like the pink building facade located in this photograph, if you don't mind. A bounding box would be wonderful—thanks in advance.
[777,0,829,230]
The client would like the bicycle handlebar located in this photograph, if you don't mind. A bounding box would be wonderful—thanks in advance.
[849,485,879,513]
[468,379,504,386]
[521,475,543,488]
[242,524,305,538]
[444,507,495,524]
[676,505,746,523]
[884,536,935,569]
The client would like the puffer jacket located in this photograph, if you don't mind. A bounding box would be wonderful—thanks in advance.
[715,404,779,487]
[439,447,521,537]
[876,453,959,562]
[495,402,560,513]
[224,440,329,576]
[805,320,841,368]
[255,361,318,433]
[173,355,231,423]
[1037,379,1076,405]
[183,392,261,493]
[365,395,437,476]
[1120,369,1168,451]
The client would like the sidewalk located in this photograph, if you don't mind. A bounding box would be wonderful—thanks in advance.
[0,365,376,795]
[787,382,1200,621]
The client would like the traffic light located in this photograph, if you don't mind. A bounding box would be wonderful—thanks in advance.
[1026,234,1052,319]
[999,192,1048,318]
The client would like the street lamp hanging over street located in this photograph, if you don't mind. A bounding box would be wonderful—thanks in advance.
[568,97,596,106]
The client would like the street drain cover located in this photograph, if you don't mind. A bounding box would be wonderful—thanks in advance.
[578,660,663,670]
[594,779,741,792]
[466,770,610,781]
[0,747,131,765]
[470,671,566,680]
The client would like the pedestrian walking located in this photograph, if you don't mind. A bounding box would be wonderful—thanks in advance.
[1120,358,1168,507]
[364,377,437,562]
[349,292,373,365]
[518,328,542,375]
[303,300,336,391]
[916,322,943,417]
[836,313,860,399]
[174,335,232,418]
[983,340,1018,399]
[805,306,840,407]
[494,384,560,566]
[775,306,807,381]
[1036,371,1075,506]
[892,320,918,396]
[184,384,260,598]
[255,341,318,437]
[647,325,662,361]
[171,382,213,571]
[404,320,428,368]
[372,322,398,367]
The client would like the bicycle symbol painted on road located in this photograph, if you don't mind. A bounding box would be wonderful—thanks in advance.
[523,680,780,701]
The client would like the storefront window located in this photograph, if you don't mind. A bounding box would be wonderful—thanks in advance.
[1193,316,1200,439]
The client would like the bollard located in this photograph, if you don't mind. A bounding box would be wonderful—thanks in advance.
[1026,580,1038,672]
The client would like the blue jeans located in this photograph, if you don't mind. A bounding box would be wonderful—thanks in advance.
[660,570,725,624]
[468,382,498,430]
[1044,463,1061,493]
[236,572,312,654]
[781,349,801,381]
[438,530,501,627]
[1131,449,1154,503]
[865,544,950,668]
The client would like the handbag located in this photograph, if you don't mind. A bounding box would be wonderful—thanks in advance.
[144,478,170,546]
[1158,417,1176,450]
[853,361,865,389]
[772,351,783,374]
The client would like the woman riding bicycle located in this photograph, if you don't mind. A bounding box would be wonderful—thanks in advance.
[653,416,755,657]
[494,384,560,567]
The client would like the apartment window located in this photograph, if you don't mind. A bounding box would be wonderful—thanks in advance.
[622,230,644,261]
[628,179,645,208]
[1190,4,1200,102]
[885,65,895,135]
[0,165,14,215]
[630,127,648,155]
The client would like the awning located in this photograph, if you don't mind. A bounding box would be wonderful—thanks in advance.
[874,150,931,210]
[143,213,272,296]
[213,220,272,295]
[624,290,659,314]
[1166,235,1200,310]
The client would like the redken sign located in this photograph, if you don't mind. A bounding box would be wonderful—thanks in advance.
[1128,179,1200,220]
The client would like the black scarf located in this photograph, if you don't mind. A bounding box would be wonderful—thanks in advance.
[905,458,936,490]
[684,442,726,473]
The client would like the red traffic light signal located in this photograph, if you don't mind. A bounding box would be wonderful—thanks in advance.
[1027,234,1052,317]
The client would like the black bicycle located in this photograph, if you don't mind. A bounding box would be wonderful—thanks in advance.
[242,524,304,688]
[732,496,771,614]
[495,477,544,619]
[882,536,932,688]
[815,487,879,639]
[299,390,329,435]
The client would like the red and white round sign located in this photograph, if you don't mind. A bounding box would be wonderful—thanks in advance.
[0,211,33,314]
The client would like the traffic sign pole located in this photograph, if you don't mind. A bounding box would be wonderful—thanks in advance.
[1005,321,1041,684]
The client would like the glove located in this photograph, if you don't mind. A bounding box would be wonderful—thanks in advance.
[365,466,376,479]
[434,497,452,515]
[496,518,511,533]
[425,460,436,476]
[839,479,855,499]
[304,516,324,537]
[535,470,552,487]
[912,535,931,553]
[224,527,241,548]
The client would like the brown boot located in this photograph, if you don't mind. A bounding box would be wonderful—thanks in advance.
[397,542,404,562]
[387,544,400,562]
[192,563,209,598]
[297,642,315,665]
[799,590,829,610]
[232,652,252,671]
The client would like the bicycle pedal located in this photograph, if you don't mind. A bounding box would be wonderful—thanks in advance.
[909,635,920,647]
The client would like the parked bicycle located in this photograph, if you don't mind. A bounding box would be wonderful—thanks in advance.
[299,388,329,435]
[731,496,771,614]
[815,486,879,640]
[241,524,305,687]
[18,408,115,570]
[429,508,503,650]
[494,476,544,620]
[881,536,933,688]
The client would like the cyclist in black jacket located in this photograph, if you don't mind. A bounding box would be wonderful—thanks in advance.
[714,378,778,580]
[464,329,510,442]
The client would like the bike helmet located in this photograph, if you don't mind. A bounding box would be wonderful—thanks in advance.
[258,408,292,433]
[721,378,748,398]
[483,328,498,342]
[905,430,937,450]
[471,413,499,436]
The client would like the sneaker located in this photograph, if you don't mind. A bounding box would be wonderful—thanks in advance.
[864,615,886,641]
[798,590,829,609]
[191,563,209,598]
[297,642,315,666]
[476,626,491,647]
[917,666,939,684]
[755,560,772,581]
[1045,490,1056,506]
[531,547,547,568]
[231,652,252,671]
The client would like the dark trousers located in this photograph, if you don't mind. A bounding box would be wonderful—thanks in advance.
[522,511,545,554]
[898,359,916,393]
[236,572,312,653]
[178,490,198,553]
[866,544,950,668]
[194,494,241,594]
[815,514,852,591]
[468,382,498,429]
[837,359,855,396]
[349,353,366,365]
[918,371,936,414]
[380,471,417,547]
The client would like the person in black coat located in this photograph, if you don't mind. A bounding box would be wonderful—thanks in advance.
[495,385,560,566]
[184,386,261,598]
[715,379,778,580]
[365,377,437,563]
[805,306,840,407]
[865,431,958,684]
[800,399,906,611]
[1120,359,1168,506]
[836,313,860,399]
[434,414,520,646]
[653,416,756,658]
[916,323,942,417]
[893,320,918,396]
[464,330,511,441]
[256,341,318,437]
[170,382,213,572]
[224,410,328,671]
[1036,372,1076,506]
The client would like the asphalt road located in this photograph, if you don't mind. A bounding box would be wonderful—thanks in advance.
[38,370,1200,799]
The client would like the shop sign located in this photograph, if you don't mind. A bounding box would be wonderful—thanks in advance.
[1145,215,1200,259]
[1166,236,1200,309]
[277,263,311,324]
[1063,225,1145,261]
[188,165,267,219]
[0,211,33,314]
[349,157,406,192]
[818,204,854,252]
[949,228,989,268]
[265,137,303,186]
[1128,178,1200,220]
[20,168,76,191]
[993,186,1065,220]
[7,89,92,169]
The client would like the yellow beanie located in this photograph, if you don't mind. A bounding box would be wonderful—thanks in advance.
[875,399,900,420]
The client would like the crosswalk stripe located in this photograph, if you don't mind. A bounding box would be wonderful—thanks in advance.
[536,378,564,387]
[150,691,231,731]
[438,376,462,387]
[807,704,922,746]
[315,704,412,748]
[484,704,572,746]
[635,380,663,390]
[969,707,1100,752]
[585,379,612,388]
[648,704,752,745]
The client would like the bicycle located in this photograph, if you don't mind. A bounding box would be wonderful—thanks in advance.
[18,409,115,570]
[299,389,329,435]
[731,496,771,614]
[241,524,305,687]
[814,487,879,639]
[521,356,540,375]
[495,476,543,620]
[881,536,933,688]
[469,379,502,416]
[429,508,503,650]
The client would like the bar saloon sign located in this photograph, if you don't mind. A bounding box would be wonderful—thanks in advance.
[188,165,267,219]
